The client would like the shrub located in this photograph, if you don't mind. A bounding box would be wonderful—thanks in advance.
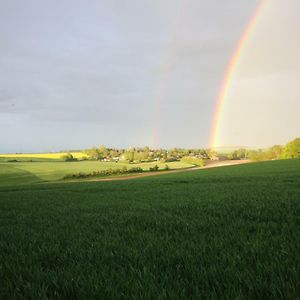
[121,166,128,173]
[164,158,177,162]
[128,167,143,173]
[63,166,144,180]
[149,165,159,172]
[61,153,77,162]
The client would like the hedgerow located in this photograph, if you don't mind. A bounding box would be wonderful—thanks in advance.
[63,166,143,180]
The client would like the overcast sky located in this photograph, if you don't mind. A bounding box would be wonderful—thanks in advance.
[0,0,299,152]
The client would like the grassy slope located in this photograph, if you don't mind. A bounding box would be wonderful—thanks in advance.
[0,164,43,186]
[0,161,192,186]
[0,160,299,298]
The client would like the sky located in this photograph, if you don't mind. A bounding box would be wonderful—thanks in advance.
[0,0,299,153]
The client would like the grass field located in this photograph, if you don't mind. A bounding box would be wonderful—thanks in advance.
[0,152,86,161]
[0,161,193,187]
[0,159,299,298]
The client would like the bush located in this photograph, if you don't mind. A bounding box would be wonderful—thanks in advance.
[61,153,77,162]
[164,158,177,162]
[63,166,144,180]
[149,165,159,172]
[127,167,143,173]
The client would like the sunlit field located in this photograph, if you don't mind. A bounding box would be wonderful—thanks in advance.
[0,152,86,161]
[0,160,193,187]
[0,159,299,298]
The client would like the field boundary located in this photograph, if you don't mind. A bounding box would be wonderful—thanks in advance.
[61,160,251,183]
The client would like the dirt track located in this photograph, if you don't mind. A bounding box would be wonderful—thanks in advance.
[83,160,250,183]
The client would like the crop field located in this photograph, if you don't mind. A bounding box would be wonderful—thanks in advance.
[0,160,193,187]
[0,152,86,161]
[0,159,299,298]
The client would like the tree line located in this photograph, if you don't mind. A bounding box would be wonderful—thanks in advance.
[246,138,300,161]
[61,138,299,163]
[82,146,210,163]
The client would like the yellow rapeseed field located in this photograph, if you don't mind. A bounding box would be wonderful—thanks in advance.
[0,152,86,159]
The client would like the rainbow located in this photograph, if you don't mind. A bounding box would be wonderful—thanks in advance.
[152,1,186,148]
[209,0,268,149]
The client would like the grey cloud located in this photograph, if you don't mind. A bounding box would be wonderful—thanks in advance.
[3,0,293,152]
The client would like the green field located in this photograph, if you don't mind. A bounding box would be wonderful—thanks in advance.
[0,159,299,298]
[0,161,192,187]
[0,152,86,161]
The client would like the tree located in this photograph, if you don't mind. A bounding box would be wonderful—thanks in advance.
[268,145,282,160]
[282,138,300,158]
[236,148,247,159]
[84,147,101,160]
[110,150,119,158]
[124,150,135,162]
[142,147,150,160]
[208,150,217,160]
[228,151,238,160]
[169,148,178,158]
[61,153,77,162]
[98,145,108,158]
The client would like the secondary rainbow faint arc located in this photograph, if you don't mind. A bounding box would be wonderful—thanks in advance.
[209,0,268,149]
